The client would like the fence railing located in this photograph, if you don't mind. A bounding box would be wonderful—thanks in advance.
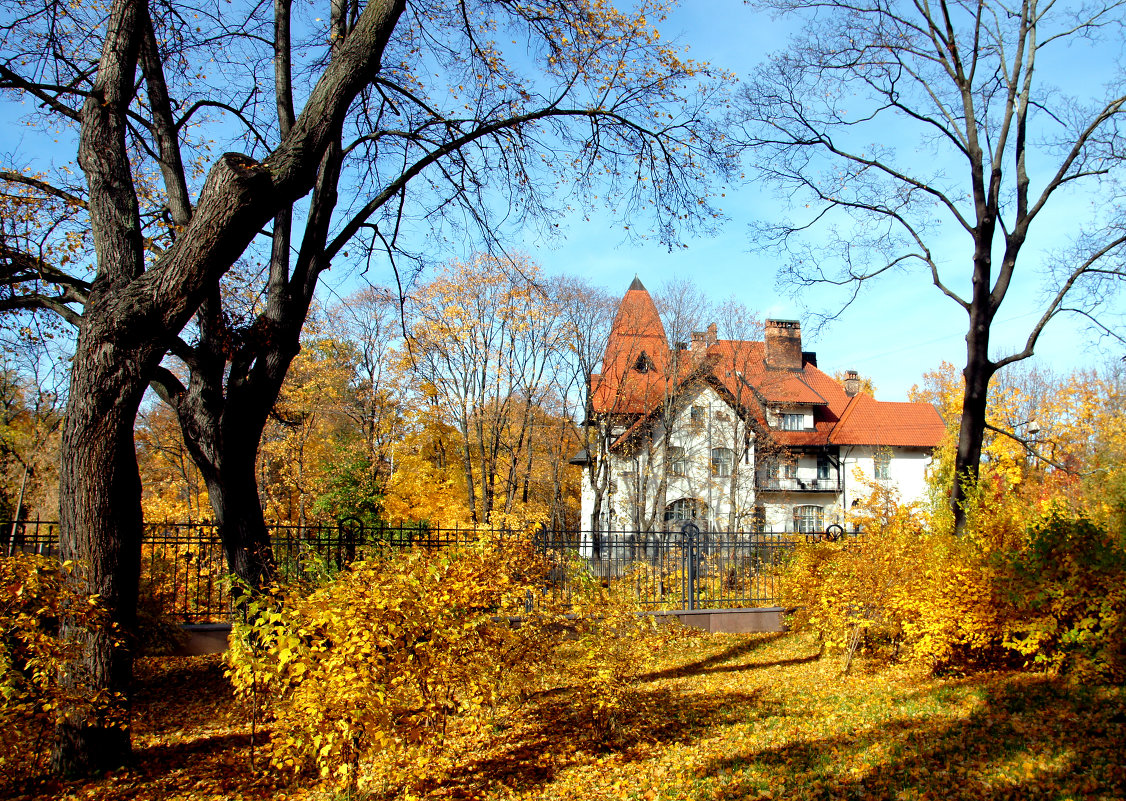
[1,519,823,621]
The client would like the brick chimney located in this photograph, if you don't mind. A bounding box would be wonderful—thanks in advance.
[764,320,803,369]
[844,370,861,397]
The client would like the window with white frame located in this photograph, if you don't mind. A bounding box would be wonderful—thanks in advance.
[664,498,708,523]
[668,446,688,476]
[874,451,891,480]
[793,505,824,533]
[690,405,705,424]
[710,447,734,477]
[817,455,832,480]
[781,413,804,431]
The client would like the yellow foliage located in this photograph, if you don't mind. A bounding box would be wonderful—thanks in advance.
[784,473,1126,678]
[0,554,112,784]
[226,535,668,792]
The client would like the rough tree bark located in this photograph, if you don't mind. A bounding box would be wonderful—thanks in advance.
[51,0,406,773]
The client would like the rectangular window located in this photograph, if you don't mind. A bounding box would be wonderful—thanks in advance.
[711,447,734,478]
[817,455,832,480]
[793,505,824,533]
[690,405,705,424]
[668,446,687,476]
[874,451,891,480]
[780,460,796,479]
[781,413,804,431]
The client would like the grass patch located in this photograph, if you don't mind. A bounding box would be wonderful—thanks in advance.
[8,632,1126,800]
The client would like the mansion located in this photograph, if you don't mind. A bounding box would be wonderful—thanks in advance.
[573,278,946,534]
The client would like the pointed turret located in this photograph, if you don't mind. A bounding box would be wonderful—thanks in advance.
[591,277,671,415]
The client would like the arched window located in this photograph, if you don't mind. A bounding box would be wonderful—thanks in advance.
[664,498,709,523]
[793,505,824,533]
[710,447,734,477]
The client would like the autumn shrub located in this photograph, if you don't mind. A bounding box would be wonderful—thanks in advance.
[558,565,664,742]
[783,477,1126,678]
[780,485,1000,669]
[994,507,1126,680]
[0,553,105,787]
[227,534,568,790]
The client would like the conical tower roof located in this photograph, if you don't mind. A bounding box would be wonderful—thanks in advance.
[591,277,671,414]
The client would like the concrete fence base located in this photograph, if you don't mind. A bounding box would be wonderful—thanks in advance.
[175,607,789,656]
[647,607,788,634]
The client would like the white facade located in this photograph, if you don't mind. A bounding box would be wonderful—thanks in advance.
[581,398,934,535]
[578,281,945,537]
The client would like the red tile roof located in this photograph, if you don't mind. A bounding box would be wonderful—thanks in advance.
[590,278,670,415]
[829,394,946,447]
[592,278,945,451]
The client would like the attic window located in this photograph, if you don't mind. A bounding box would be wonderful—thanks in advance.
[633,352,656,373]
[780,413,804,431]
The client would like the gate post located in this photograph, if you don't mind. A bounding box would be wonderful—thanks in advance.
[681,521,699,611]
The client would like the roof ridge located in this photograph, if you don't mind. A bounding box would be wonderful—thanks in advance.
[829,392,866,443]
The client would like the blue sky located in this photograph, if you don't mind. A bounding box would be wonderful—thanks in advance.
[2,0,1119,402]
[516,0,1123,400]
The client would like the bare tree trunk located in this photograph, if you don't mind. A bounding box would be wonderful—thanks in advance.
[50,0,406,773]
[951,321,996,533]
[53,332,153,773]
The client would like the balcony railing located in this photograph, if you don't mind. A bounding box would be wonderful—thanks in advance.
[756,476,842,493]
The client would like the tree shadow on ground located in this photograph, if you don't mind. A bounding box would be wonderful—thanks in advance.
[635,632,790,682]
[7,655,275,801]
[694,673,1126,801]
[421,685,767,799]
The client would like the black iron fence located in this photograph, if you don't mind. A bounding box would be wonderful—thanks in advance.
[2,519,818,621]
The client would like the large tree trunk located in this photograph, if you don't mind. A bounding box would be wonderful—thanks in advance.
[951,287,997,533]
[50,0,406,774]
[208,426,276,590]
[52,330,156,774]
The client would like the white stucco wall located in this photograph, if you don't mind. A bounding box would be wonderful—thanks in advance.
[580,396,935,537]
[579,384,758,533]
[839,446,933,511]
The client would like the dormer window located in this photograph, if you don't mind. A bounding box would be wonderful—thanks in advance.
[633,351,655,373]
[780,413,804,431]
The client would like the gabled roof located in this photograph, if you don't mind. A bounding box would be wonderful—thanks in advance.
[592,278,946,452]
[829,393,946,448]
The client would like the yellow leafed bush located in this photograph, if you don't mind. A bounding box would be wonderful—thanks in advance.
[781,477,1126,678]
[0,553,107,787]
[226,534,666,791]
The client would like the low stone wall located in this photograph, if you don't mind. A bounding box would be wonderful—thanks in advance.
[177,607,789,655]
[648,607,789,634]
[179,623,232,655]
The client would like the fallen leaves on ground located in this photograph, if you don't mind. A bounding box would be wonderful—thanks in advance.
[7,632,1125,800]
